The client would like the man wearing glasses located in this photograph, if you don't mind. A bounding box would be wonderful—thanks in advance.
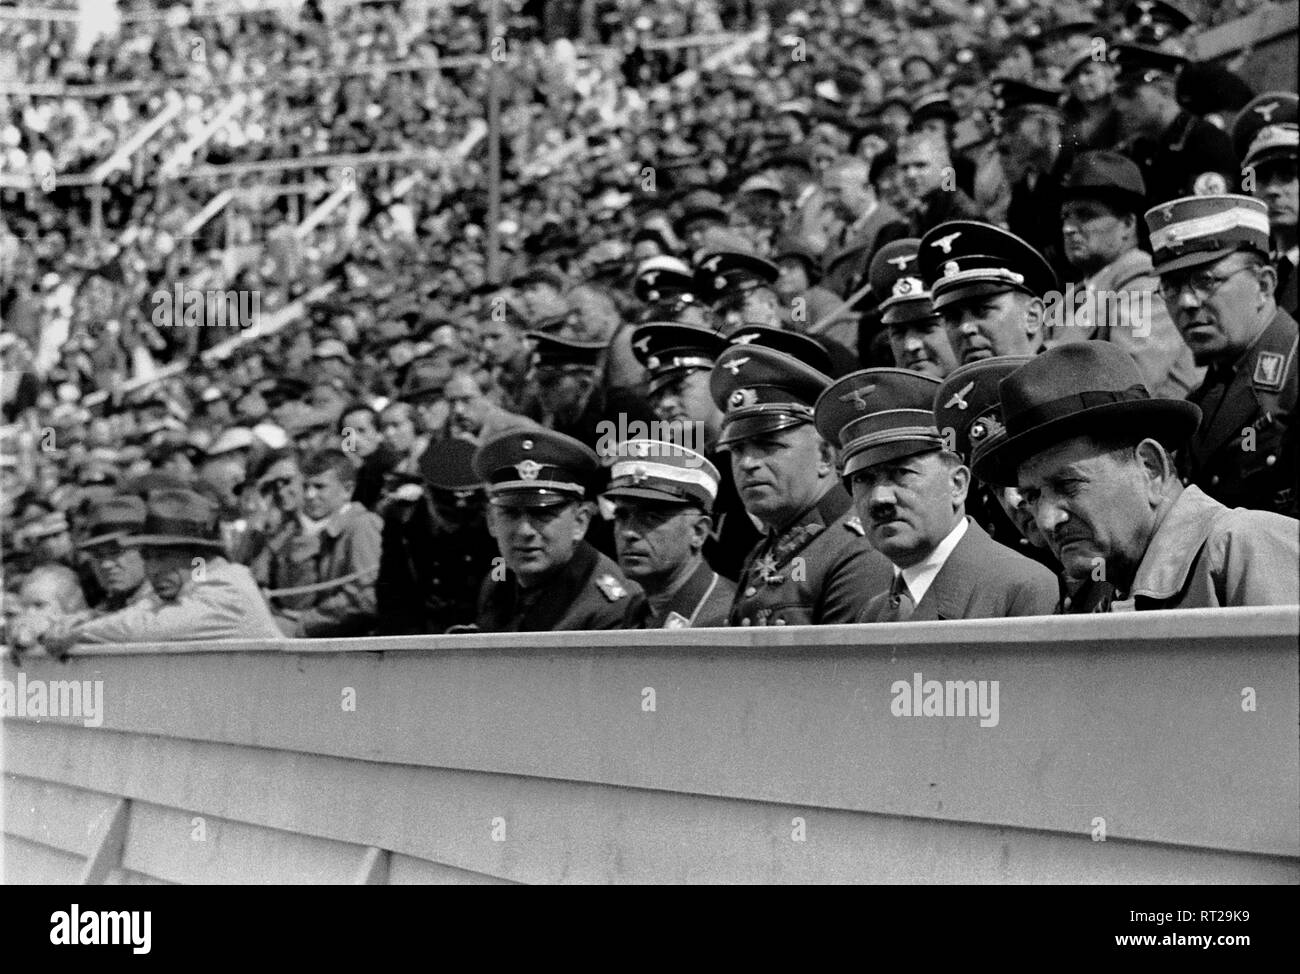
[1146,194,1298,517]
[81,496,154,613]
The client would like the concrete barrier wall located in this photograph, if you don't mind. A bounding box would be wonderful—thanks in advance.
[3,606,1297,884]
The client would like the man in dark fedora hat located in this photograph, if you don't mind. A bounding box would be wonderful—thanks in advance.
[41,489,285,651]
[80,495,154,613]
[816,369,1057,622]
[1145,193,1298,517]
[1054,150,1199,398]
[974,342,1299,611]
[603,438,736,629]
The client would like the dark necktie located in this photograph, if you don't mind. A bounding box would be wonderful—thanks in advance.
[882,573,916,622]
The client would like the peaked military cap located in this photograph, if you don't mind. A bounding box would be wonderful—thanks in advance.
[990,78,1063,120]
[726,326,835,377]
[814,369,945,479]
[630,323,728,395]
[603,438,720,511]
[693,251,780,306]
[918,221,1059,311]
[1122,0,1193,43]
[868,238,938,326]
[1060,150,1147,215]
[973,342,1202,487]
[527,331,606,370]
[633,256,698,304]
[1108,43,1187,86]
[1232,92,1298,170]
[932,356,1032,468]
[472,428,598,507]
[1144,194,1272,274]
[710,344,832,449]
[82,494,147,549]
[911,90,957,127]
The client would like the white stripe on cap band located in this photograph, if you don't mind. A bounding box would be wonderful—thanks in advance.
[1150,206,1271,252]
[1246,124,1299,160]
[610,459,718,501]
[933,267,1027,290]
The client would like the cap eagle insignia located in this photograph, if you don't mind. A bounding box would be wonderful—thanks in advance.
[931,231,962,254]
[945,380,975,411]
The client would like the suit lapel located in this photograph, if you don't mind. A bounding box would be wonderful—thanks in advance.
[911,519,983,622]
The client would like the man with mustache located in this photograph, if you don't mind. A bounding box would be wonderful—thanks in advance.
[710,344,892,626]
[974,342,1299,611]
[604,438,735,629]
[472,428,645,632]
[919,221,1057,368]
[866,238,958,380]
[629,322,760,580]
[1145,194,1298,517]
[1232,92,1298,319]
[815,369,1057,623]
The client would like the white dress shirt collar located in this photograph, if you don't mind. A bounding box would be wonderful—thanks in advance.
[897,517,969,606]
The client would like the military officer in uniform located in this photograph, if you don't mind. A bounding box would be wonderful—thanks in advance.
[710,344,893,626]
[1146,194,1299,517]
[376,438,498,634]
[1232,92,1298,318]
[693,250,783,335]
[815,369,1058,622]
[604,438,736,628]
[629,322,761,579]
[919,220,1058,366]
[472,428,646,631]
[933,357,1061,573]
[1109,44,1237,206]
[867,237,959,380]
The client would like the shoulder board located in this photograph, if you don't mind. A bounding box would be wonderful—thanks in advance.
[595,573,628,602]
[843,515,866,537]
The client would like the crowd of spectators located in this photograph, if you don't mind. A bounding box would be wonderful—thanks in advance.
[1,0,1291,646]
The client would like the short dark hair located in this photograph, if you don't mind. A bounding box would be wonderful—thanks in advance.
[339,401,377,432]
[301,448,357,486]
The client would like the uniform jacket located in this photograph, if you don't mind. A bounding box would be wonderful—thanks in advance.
[637,558,736,629]
[277,502,384,637]
[1182,307,1298,517]
[70,559,285,644]
[728,484,893,627]
[1126,485,1300,610]
[703,449,763,582]
[376,496,497,635]
[476,540,647,632]
[1124,111,1238,207]
[1045,247,1202,398]
[858,518,1059,622]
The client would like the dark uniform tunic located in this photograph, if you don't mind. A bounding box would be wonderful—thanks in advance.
[637,559,736,629]
[703,451,762,582]
[1121,110,1238,207]
[1181,308,1299,518]
[727,484,893,627]
[476,539,647,632]
[376,496,498,635]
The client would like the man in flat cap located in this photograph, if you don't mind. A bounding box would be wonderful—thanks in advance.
[815,369,1057,622]
[694,250,783,336]
[1146,194,1298,516]
[376,438,496,635]
[868,238,959,380]
[604,438,736,628]
[1233,92,1298,317]
[710,345,892,626]
[41,489,285,652]
[919,220,1058,367]
[975,342,1298,610]
[1054,150,1200,397]
[630,323,760,580]
[1109,44,1237,206]
[472,429,645,632]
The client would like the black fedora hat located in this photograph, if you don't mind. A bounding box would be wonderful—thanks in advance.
[124,488,226,551]
[973,342,1202,487]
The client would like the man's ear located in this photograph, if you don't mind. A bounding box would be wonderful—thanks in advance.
[949,461,971,508]
[571,501,593,540]
[1024,296,1046,338]
[1254,262,1278,306]
[1134,438,1174,501]
[690,513,712,551]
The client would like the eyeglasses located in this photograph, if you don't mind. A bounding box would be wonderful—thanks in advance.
[1157,263,1253,303]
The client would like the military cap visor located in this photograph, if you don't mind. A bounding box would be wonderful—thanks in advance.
[473,428,598,504]
[814,369,945,479]
[710,345,832,449]
[631,323,728,396]
[1108,44,1187,85]
[527,332,606,369]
